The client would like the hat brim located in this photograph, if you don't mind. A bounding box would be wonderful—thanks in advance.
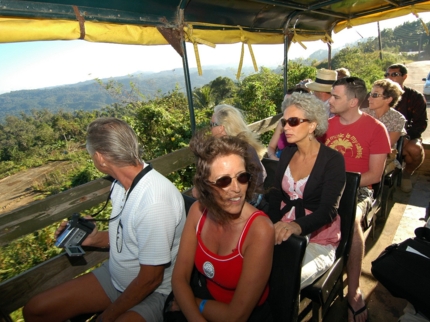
[306,82,333,93]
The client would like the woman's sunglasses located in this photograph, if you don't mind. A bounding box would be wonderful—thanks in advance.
[206,172,252,188]
[368,92,385,98]
[281,117,310,127]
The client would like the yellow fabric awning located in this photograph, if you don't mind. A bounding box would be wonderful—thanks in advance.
[334,3,430,34]
[1,2,429,46]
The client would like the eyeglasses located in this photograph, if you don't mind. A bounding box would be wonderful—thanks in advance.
[369,92,385,98]
[281,117,310,127]
[116,219,123,253]
[206,172,252,188]
[384,72,403,77]
[210,121,220,127]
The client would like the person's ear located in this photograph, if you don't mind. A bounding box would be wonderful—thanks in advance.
[349,96,359,108]
[94,151,107,167]
[385,96,393,105]
[219,124,227,136]
[309,121,317,134]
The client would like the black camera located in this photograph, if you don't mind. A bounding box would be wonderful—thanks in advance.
[55,213,95,257]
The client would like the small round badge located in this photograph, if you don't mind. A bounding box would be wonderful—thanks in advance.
[203,261,215,278]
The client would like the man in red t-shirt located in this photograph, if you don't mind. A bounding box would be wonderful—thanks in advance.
[325,77,391,322]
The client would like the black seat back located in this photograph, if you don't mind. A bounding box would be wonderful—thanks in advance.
[268,234,307,322]
[182,194,197,215]
[396,135,405,164]
[336,172,361,260]
[300,172,361,321]
[261,158,279,191]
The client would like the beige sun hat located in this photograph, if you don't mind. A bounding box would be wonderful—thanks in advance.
[306,68,338,93]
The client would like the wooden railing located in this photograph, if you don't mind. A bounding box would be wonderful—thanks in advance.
[0,114,281,317]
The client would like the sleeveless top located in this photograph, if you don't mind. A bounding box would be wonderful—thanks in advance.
[195,209,270,305]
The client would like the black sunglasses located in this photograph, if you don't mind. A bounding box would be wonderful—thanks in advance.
[281,117,310,127]
[344,77,360,98]
[206,172,252,188]
[210,121,220,127]
[384,72,403,77]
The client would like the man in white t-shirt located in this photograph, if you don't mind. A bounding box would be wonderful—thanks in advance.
[24,117,186,322]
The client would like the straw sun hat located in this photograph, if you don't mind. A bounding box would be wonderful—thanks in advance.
[306,68,338,93]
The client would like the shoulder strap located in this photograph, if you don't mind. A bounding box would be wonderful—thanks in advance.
[92,163,153,222]
[237,211,267,255]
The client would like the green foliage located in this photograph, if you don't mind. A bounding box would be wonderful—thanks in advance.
[286,61,316,89]
[208,76,238,105]
[317,44,410,90]
[0,222,63,282]
[129,89,189,159]
[234,67,284,122]
[193,86,215,109]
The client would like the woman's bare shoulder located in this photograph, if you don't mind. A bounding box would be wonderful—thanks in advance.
[187,200,204,222]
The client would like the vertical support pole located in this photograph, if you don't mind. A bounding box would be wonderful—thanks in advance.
[284,34,289,96]
[378,21,383,60]
[181,40,196,134]
[328,42,332,69]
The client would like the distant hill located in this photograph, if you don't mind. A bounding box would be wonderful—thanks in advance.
[0,66,261,121]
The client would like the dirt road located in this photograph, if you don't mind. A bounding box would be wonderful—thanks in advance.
[403,60,429,92]
[0,161,70,214]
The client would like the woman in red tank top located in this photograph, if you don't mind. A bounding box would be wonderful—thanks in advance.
[172,133,274,322]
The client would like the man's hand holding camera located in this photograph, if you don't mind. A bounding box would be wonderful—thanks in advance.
[55,215,103,246]
[54,214,109,256]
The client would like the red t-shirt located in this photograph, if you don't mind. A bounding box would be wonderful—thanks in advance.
[324,114,391,174]
[194,210,269,305]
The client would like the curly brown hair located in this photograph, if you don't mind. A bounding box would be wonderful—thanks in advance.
[372,79,404,108]
[189,131,259,224]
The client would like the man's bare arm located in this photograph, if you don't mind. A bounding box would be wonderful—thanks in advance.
[359,153,386,187]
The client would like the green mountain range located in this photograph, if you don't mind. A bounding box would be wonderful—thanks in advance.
[0,66,261,121]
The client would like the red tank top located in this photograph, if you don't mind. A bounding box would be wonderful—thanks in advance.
[194,209,269,305]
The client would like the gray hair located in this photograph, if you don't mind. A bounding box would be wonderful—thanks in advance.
[86,117,141,167]
[282,92,328,137]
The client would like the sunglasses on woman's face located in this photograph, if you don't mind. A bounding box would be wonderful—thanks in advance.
[206,172,252,188]
[281,117,310,127]
[368,92,385,98]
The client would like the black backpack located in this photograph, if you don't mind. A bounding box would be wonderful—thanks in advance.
[371,227,430,319]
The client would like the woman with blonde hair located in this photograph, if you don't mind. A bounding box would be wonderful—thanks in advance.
[210,104,267,208]
[211,104,266,159]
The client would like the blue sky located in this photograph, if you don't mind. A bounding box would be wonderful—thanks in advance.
[1,12,430,94]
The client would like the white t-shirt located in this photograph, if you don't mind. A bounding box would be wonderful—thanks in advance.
[108,163,186,295]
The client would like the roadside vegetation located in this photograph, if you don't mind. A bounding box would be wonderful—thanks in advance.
[0,20,428,319]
